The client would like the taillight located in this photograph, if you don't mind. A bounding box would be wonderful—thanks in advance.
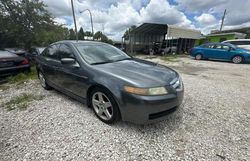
[21,58,29,65]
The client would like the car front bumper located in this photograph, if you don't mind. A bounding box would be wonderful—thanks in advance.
[0,64,30,77]
[120,87,184,124]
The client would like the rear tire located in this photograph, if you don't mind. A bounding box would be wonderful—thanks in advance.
[232,56,243,64]
[90,87,120,124]
[38,71,52,90]
[195,54,203,60]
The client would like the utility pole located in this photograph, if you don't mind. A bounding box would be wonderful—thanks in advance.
[220,9,227,31]
[71,0,78,41]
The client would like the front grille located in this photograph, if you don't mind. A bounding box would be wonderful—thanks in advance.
[148,106,177,120]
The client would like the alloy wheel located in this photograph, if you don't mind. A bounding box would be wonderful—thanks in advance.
[92,92,113,121]
[232,56,242,64]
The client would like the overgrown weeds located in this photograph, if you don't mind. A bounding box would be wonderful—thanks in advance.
[3,93,44,111]
[7,66,37,85]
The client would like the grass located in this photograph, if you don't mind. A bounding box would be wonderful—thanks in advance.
[160,55,180,62]
[7,66,37,85]
[0,85,10,91]
[3,93,44,111]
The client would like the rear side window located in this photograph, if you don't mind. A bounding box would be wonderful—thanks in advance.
[58,44,75,59]
[212,44,221,49]
[201,44,214,48]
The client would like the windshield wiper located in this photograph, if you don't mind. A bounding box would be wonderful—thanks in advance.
[114,57,132,62]
[90,61,112,65]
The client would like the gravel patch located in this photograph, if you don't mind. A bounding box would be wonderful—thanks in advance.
[0,57,249,161]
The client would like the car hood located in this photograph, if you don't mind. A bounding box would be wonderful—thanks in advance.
[93,59,178,87]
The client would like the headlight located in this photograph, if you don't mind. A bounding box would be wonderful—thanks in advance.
[124,86,168,95]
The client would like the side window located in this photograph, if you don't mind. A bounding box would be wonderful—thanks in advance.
[213,44,222,49]
[58,44,75,59]
[221,45,230,50]
[42,45,59,59]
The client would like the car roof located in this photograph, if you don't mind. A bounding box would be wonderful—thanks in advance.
[52,40,107,46]
[202,42,231,45]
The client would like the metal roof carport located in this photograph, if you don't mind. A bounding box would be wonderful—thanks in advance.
[127,23,201,54]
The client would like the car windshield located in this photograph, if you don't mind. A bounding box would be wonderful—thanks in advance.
[38,47,46,53]
[75,43,131,65]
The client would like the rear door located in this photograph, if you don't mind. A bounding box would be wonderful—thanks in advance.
[40,44,60,84]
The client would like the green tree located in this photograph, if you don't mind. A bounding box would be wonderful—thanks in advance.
[84,31,93,37]
[93,31,113,44]
[0,0,55,48]
[123,25,136,40]
[69,29,76,40]
[78,27,85,40]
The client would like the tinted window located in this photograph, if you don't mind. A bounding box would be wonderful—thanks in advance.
[42,45,59,59]
[58,44,75,59]
[213,44,222,49]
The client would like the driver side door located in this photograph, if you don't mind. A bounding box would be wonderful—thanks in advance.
[55,43,88,98]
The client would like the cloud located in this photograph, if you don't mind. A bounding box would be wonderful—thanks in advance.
[41,0,250,40]
[176,0,227,12]
[194,13,217,26]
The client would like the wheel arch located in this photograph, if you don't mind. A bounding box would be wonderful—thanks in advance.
[86,84,122,120]
[86,84,120,108]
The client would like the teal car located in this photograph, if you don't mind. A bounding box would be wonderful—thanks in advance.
[190,43,250,64]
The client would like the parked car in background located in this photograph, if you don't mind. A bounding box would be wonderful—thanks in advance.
[190,43,250,64]
[36,41,184,124]
[0,50,30,77]
[28,47,46,61]
[5,48,28,58]
[223,39,250,50]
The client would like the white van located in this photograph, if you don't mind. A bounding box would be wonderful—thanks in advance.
[223,39,250,50]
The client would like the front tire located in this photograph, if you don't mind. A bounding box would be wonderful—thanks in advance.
[90,87,120,124]
[232,56,243,64]
[38,71,51,90]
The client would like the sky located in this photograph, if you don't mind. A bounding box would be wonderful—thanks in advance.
[41,0,250,41]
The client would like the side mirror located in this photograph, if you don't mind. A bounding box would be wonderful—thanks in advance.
[61,58,75,64]
[61,58,80,68]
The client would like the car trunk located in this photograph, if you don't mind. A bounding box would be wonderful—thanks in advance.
[0,52,28,68]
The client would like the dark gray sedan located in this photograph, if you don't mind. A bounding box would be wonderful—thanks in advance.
[36,41,184,124]
[0,50,30,77]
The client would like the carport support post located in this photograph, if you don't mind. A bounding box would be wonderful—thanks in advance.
[130,34,134,55]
